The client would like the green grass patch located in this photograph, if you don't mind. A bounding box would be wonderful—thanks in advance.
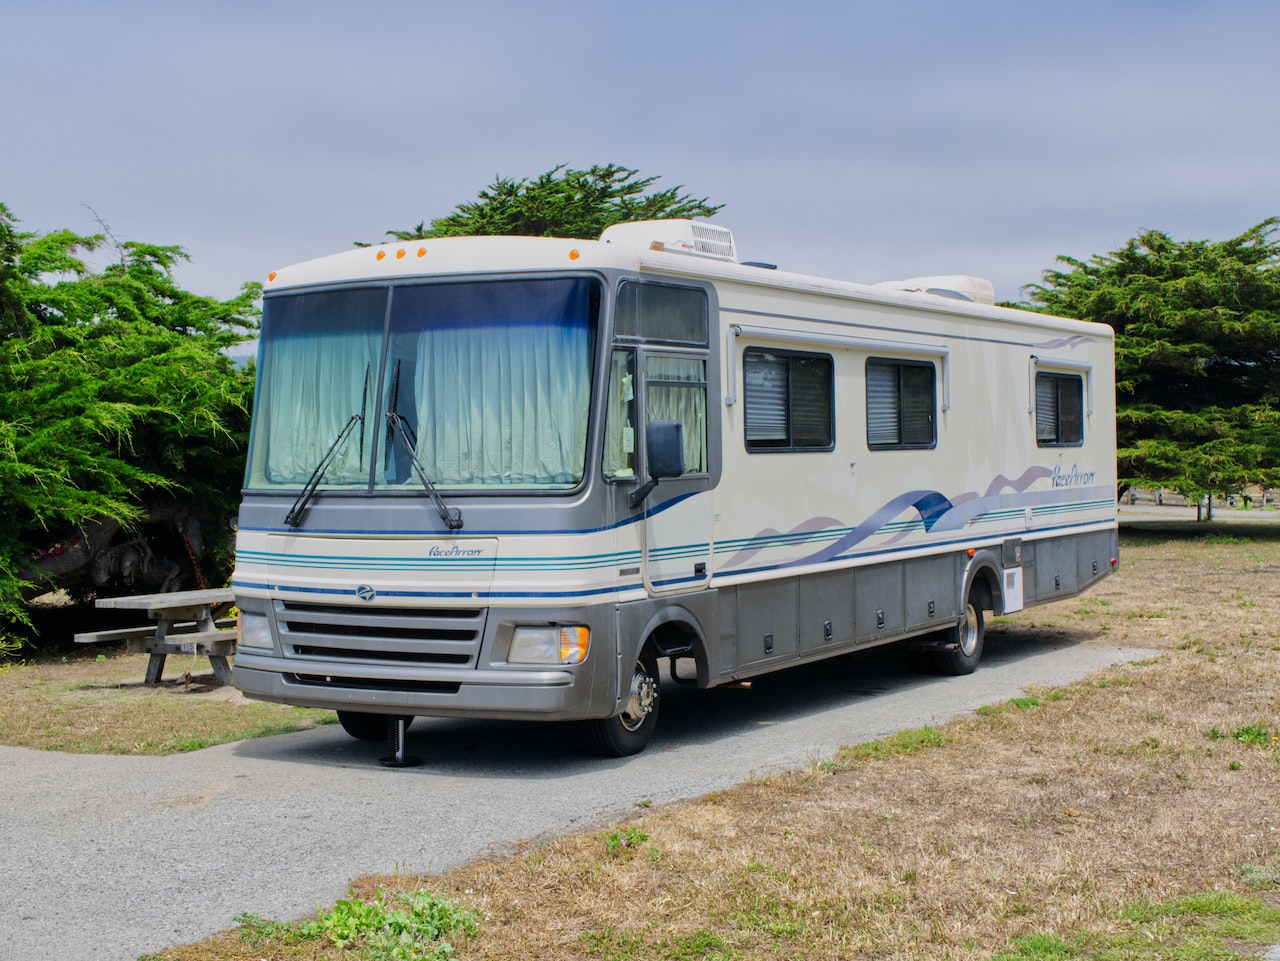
[978,696,1044,718]
[993,889,1280,960]
[0,651,335,754]
[825,725,949,770]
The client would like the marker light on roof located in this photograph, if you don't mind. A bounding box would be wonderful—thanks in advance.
[569,249,580,260]
[268,272,277,281]
[376,250,385,260]
[396,249,405,259]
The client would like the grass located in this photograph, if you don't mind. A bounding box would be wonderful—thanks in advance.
[0,649,334,754]
[22,528,1280,958]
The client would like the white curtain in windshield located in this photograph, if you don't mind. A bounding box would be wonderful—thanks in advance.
[397,280,595,487]
[254,289,383,487]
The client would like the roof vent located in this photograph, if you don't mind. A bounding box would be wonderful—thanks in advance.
[874,275,995,306]
[599,219,738,263]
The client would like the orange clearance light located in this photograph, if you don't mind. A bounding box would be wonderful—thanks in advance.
[967,548,977,558]
[396,249,406,259]
[376,250,386,261]
[569,249,580,260]
[417,247,427,257]
[268,271,277,281]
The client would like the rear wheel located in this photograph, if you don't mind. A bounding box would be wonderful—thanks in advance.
[585,650,661,757]
[337,710,412,742]
[931,591,984,675]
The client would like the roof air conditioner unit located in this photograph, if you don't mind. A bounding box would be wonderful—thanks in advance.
[599,219,738,263]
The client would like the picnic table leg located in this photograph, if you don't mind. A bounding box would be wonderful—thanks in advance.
[143,617,174,685]
[144,652,168,685]
[192,606,233,687]
[208,655,233,686]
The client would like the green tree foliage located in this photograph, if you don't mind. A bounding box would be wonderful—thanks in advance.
[381,163,723,242]
[0,204,258,649]
[1026,219,1280,500]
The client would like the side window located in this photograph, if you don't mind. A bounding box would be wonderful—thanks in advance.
[743,348,834,452]
[616,282,708,345]
[645,355,707,473]
[1036,372,1084,446]
[867,358,936,449]
[603,348,637,479]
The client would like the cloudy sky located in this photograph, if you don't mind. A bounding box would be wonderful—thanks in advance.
[7,0,1279,304]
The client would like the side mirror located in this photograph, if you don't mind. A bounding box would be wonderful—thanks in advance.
[646,420,685,478]
[629,420,684,508]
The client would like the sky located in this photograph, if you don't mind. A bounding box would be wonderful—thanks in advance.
[6,0,1280,305]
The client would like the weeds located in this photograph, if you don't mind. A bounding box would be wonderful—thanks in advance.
[235,888,479,960]
[1233,724,1273,745]
[605,827,651,853]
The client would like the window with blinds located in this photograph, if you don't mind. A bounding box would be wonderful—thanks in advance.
[1035,371,1084,446]
[743,348,834,452]
[866,358,936,450]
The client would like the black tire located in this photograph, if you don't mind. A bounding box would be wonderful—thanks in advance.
[904,648,934,674]
[931,591,985,676]
[336,710,412,742]
[585,650,661,757]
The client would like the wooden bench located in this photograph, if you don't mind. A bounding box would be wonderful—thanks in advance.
[75,588,237,686]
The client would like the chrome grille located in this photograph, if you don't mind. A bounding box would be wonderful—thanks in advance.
[275,601,486,668]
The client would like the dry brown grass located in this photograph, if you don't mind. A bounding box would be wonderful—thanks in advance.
[99,528,1280,957]
[0,650,334,753]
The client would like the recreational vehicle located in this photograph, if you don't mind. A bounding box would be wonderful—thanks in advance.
[232,220,1118,757]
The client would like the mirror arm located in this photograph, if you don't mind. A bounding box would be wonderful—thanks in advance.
[629,476,659,510]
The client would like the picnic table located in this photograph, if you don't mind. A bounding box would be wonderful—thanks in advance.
[74,588,237,686]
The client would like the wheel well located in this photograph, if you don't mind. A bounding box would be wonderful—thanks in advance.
[968,564,999,613]
[647,618,710,687]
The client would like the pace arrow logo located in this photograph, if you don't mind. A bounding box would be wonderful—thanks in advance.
[355,584,377,602]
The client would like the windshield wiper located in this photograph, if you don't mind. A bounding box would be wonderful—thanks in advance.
[284,364,369,528]
[384,360,463,531]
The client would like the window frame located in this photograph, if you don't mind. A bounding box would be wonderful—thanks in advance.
[742,346,835,453]
[614,279,709,346]
[865,357,938,451]
[641,349,710,476]
[1034,370,1085,448]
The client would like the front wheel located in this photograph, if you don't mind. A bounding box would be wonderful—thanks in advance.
[337,710,412,742]
[585,650,661,757]
[931,592,985,676]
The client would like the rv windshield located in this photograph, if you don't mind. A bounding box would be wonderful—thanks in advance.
[246,277,600,493]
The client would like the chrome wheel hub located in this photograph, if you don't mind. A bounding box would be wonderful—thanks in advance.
[620,666,658,732]
[959,601,980,656]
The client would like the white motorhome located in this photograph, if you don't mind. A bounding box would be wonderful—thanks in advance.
[232,220,1118,756]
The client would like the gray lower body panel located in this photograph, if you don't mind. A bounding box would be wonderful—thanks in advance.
[233,600,619,722]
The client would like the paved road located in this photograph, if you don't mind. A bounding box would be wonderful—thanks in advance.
[2,635,1156,961]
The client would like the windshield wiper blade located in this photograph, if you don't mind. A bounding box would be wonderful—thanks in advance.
[284,365,369,528]
[385,410,463,531]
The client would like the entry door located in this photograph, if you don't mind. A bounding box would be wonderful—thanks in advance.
[637,351,713,595]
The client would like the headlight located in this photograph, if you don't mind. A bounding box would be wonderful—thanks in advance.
[237,612,274,651]
[509,626,589,665]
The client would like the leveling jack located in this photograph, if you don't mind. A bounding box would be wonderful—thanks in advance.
[379,717,421,768]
